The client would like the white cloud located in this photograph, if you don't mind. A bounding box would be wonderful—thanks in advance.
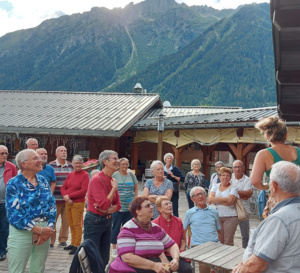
[0,0,268,38]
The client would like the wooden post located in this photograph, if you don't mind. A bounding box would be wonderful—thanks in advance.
[199,144,217,178]
[131,142,138,172]
[172,146,186,170]
[228,143,257,171]
[14,134,20,153]
[157,131,163,162]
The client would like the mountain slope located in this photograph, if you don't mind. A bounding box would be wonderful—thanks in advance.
[0,0,233,92]
[106,3,275,108]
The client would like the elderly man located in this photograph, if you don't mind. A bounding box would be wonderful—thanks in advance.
[231,160,252,248]
[183,186,221,273]
[49,146,73,247]
[0,145,17,261]
[37,148,56,194]
[233,161,300,273]
[26,138,38,150]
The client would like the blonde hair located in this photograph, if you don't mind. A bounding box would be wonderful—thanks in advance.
[219,167,232,176]
[255,116,287,143]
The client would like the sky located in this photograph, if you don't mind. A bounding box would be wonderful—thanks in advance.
[0,0,268,38]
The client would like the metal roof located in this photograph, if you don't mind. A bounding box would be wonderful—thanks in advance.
[0,90,162,137]
[271,0,300,121]
[139,105,242,119]
[132,106,286,130]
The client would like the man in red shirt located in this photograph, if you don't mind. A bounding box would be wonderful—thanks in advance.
[84,150,121,267]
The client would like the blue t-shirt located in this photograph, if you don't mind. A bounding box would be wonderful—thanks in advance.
[183,205,221,246]
[144,178,173,219]
[37,164,56,186]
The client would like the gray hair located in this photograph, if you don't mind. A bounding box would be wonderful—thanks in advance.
[91,169,100,177]
[215,161,224,167]
[72,154,83,163]
[190,186,206,197]
[233,160,244,166]
[0,145,8,151]
[26,138,38,146]
[191,159,201,170]
[150,160,164,171]
[99,150,118,168]
[119,157,129,164]
[55,146,67,154]
[15,149,36,170]
[163,153,174,162]
[270,161,300,194]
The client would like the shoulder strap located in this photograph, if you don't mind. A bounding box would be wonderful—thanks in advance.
[266,147,282,162]
[100,176,109,194]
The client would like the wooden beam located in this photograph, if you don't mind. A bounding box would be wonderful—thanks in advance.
[131,142,138,172]
[199,144,217,178]
[172,145,186,169]
[242,143,256,157]
[157,132,163,162]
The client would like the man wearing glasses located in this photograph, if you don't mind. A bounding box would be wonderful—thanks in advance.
[0,145,17,261]
[231,160,252,248]
[183,186,221,273]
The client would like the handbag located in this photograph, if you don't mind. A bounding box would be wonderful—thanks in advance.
[235,198,248,221]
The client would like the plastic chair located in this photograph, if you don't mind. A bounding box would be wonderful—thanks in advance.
[78,247,92,273]
[142,168,154,186]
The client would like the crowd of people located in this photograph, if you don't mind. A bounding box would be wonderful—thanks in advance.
[1,115,300,273]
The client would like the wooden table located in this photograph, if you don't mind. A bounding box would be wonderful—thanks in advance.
[180,241,244,273]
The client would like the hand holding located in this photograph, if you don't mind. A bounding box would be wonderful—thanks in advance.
[111,178,118,189]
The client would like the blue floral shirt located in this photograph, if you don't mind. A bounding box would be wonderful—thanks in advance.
[5,173,57,231]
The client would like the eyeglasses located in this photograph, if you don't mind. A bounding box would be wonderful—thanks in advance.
[232,166,243,169]
[120,163,129,166]
[142,203,152,209]
[108,157,119,161]
[162,201,172,207]
[0,152,8,155]
[192,192,206,198]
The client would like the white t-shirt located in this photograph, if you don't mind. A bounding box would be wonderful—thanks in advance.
[211,184,239,217]
[231,174,252,213]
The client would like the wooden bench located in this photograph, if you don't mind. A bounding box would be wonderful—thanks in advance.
[180,241,244,273]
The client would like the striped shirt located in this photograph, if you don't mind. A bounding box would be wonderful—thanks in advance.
[112,171,138,212]
[49,160,73,202]
[117,219,175,258]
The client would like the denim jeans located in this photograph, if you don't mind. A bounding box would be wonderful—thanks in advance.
[84,211,112,266]
[0,202,9,255]
[239,218,250,248]
[185,192,194,209]
[111,211,132,244]
[171,191,179,217]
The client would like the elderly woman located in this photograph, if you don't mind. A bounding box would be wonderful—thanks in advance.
[143,160,173,219]
[109,196,180,273]
[5,149,56,273]
[60,155,89,255]
[111,157,138,257]
[84,150,121,267]
[163,153,184,217]
[208,161,224,194]
[184,159,207,209]
[208,167,238,246]
[153,197,193,273]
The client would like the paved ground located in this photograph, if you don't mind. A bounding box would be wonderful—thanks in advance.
[0,183,261,272]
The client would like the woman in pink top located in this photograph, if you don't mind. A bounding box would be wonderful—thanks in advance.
[60,155,89,255]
